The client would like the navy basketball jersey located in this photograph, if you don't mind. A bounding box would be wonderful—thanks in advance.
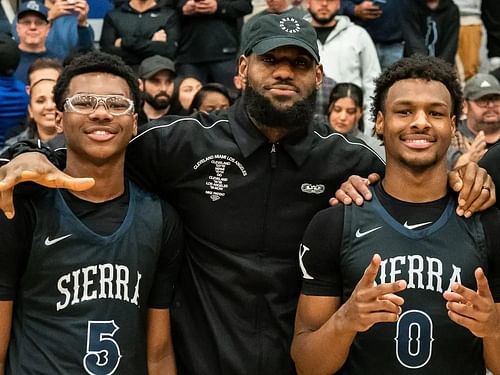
[7,183,165,375]
[339,194,487,375]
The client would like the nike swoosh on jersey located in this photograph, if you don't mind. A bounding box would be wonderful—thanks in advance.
[355,226,382,238]
[403,221,432,230]
[44,234,72,246]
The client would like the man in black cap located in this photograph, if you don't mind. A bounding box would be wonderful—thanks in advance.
[14,0,58,84]
[0,34,29,148]
[0,14,493,375]
[138,55,176,126]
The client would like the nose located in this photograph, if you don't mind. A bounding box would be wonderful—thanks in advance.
[272,61,294,80]
[88,99,113,121]
[339,110,347,120]
[411,109,431,129]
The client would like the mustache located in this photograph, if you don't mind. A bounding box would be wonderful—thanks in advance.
[154,91,170,99]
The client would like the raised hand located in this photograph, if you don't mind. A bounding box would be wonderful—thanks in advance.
[443,268,500,338]
[0,153,94,219]
[336,254,406,333]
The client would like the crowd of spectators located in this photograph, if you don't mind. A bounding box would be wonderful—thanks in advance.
[0,0,499,159]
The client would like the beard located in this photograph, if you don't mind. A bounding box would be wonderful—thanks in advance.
[143,91,170,110]
[309,9,337,26]
[243,84,317,132]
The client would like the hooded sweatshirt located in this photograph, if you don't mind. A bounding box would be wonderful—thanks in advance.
[400,0,459,64]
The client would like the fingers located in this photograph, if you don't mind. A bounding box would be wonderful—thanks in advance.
[474,268,493,299]
[329,197,340,206]
[452,163,489,217]
[19,170,95,191]
[358,254,381,288]
[379,292,405,306]
[335,175,372,206]
[0,188,15,219]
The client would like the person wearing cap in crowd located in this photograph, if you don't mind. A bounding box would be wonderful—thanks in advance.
[0,34,29,149]
[14,0,58,84]
[448,73,500,169]
[0,13,493,375]
[13,0,94,61]
[138,55,176,126]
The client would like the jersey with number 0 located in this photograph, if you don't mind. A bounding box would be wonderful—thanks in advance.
[6,184,176,375]
[300,192,499,375]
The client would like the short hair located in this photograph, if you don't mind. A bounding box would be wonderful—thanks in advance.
[53,51,141,113]
[372,55,462,140]
[27,57,63,85]
[189,83,233,113]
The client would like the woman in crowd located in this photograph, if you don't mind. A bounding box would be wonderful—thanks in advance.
[1,78,59,154]
[169,76,202,115]
[327,82,385,159]
[189,83,233,114]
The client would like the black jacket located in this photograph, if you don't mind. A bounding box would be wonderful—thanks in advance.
[175,0,252,64]
[400,0,459,64]
[100,0,179,67]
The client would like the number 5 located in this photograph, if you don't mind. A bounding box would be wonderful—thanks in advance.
[83,320,122,375]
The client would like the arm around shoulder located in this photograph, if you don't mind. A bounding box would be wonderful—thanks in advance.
[147,308,176,374]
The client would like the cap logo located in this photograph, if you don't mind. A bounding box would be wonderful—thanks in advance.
[279,16,301,34]
[480,80,492,88]
[26,1,40,11]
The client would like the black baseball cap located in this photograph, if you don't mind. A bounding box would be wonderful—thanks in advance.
[243,14,320,63]
[0,34,20,75]
[17,0,49,22]
[138,55,176,79]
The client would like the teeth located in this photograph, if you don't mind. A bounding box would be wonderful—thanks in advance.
[92,130,110,135]
[407,139,430,143]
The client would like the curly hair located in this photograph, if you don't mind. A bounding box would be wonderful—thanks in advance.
[371,55,463,140]
[53,51,141,113]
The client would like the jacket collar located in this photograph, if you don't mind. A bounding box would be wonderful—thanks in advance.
[228,97,315,167]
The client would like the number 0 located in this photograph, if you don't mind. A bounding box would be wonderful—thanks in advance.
[83,320,122,375]
[395,310,434,369]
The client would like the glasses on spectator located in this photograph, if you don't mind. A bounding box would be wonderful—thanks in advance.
[64,94,135,116]
[474,95,500,108]
[17,19,48,27]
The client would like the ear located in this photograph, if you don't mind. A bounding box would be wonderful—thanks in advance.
[138,79,145,92]
[375,111,384,137]
[315,63,324,90]
[28,104,33,119]
[450,114,456,135]
[55,110,64,134]
[132,113,138,137]
[238,55,249,84]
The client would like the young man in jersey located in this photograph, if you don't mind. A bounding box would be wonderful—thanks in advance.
[291,55,500,375]
[0,15,494,375]
[0,51,182,374]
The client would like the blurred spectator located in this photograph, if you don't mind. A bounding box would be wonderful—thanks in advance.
[340,0,403,71]
[400,0,459,65]
[240,0,306,53]
[481,0,500,71]
[448,73,500,168]
[176,0,252,88]
[189,82,233,113]
[138,54,176,125]
[454,0,482,80]
[1,77,59,155]
[14,1,58,83]
[304,3,380,135]
[0,34,29,148]
[169,75,202,115]
[0,3,10,35]
[326,82,384,158]
[16,0,94,60]
[100,0,179,68]
[26,57,62,94]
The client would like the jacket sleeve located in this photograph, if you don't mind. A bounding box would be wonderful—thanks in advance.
[214,0,253,19]
[121,12,179,60]
[339,0,357,18]
[400,0,428,57]
[99,13,129,58]
[358,28,381,119]
[436,4,459,64]
[76,24,95,52]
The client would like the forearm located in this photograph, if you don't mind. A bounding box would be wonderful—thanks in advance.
[148,351,176,375]
[292,309,356,375]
